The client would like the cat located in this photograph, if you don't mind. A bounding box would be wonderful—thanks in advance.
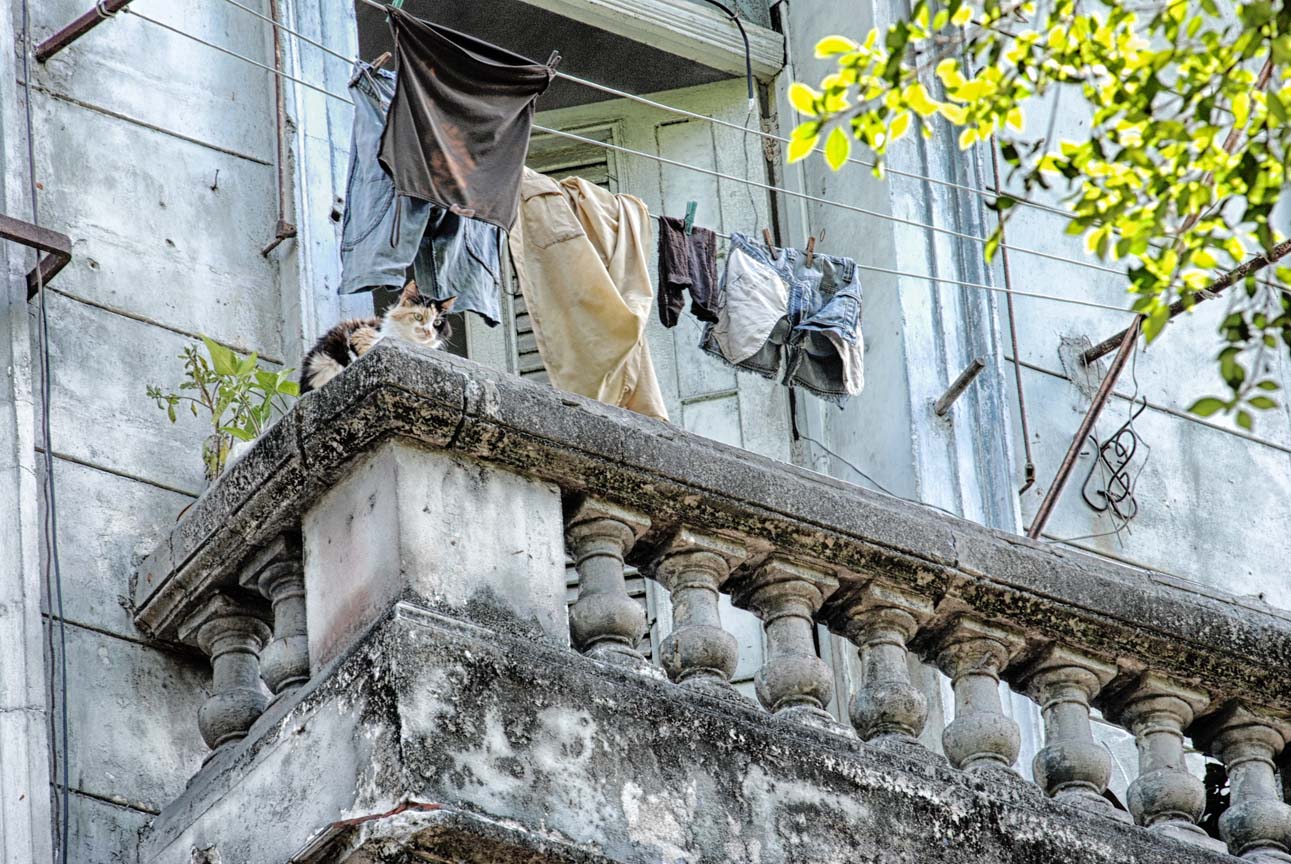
[300,281,455,393]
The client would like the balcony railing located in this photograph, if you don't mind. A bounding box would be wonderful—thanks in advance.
[132,341,1291,864]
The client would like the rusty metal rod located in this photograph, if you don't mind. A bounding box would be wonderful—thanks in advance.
[1027,319,1140,540]
[1082,237,1291,365]
[261,0,297,258]
[35,0,132,63]
[0,213,72,299]
[934,357,987,417]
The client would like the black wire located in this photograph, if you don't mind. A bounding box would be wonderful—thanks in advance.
[694,0,755,106]
[20,1,70,859]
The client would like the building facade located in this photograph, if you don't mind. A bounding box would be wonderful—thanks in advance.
[2,0,1289,861]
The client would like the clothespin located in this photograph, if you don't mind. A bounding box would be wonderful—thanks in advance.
[371,51,391,69]
[683,201,698,236]
[762,227,776,253]
[805,236,816,268]
[547,50,563,70]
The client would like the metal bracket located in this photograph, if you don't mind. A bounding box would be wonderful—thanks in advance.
[0,214,72,300]
[35,0,133,63]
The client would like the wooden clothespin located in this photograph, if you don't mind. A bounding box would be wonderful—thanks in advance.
[371,51,391,69]
[683,201,698,236]
[805,236,816,268]
[762,227,775,253]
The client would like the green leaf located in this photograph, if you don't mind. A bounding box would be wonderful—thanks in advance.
[1248,395,1278,410]
[1257,380,1280,391]
[1236,409,1254,431]
[788,132,820,163]
[788,83,821,117]
[1188,397,1227,417]
[825,127,852,170]
[815,35,859,58]
[279,380,300,398]
[202,336,239,377]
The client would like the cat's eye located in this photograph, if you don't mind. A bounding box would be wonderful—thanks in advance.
[434,320,446,330]
[414,313,425,323]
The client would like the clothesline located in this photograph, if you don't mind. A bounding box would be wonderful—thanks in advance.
[122,4,1136,317]
[218,0,1074,222]
[204,0,1125,279]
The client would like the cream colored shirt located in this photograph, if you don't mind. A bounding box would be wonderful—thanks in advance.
[508,169,669,421]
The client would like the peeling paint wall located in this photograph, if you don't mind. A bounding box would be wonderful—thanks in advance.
[13,0,300,858]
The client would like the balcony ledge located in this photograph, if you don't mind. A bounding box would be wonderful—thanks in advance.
[132,342,1291,717]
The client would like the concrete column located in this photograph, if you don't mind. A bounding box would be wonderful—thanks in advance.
[1016,647,1123,818]
[933,619,1023,774]
[0,2,53,860]
[1101,674,1225,851]
[737,556,845,733]
[302,440,569,670]
[240,533,310,696]
[652,527,748,696]
[842,582,932,747]
[1195,706,1291,861]
[566,499,653,671]
[180,594,271,752]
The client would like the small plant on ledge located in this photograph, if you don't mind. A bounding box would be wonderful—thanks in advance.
[147,336,299,481]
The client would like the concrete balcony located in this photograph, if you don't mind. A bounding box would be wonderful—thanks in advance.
[132,342,1291,863]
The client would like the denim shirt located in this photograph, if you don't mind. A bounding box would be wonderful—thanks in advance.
[339,63,502,326]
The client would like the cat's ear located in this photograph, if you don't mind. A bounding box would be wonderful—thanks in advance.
[437,295,457,314]
[399,280,420,306]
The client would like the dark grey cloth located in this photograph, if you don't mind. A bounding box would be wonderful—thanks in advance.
[378,8,554,231]
[657,216,720,328]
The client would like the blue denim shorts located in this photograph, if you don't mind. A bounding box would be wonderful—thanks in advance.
[701,233,863,404]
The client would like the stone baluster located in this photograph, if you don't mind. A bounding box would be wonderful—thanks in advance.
[1016,647,1124,818]
[1100,675,1225,851]
[239,534,309,697]
[566,499,653,672]
[1194,706,1291,861]
[652,528,748,696]
[841,582,932,747]
[736,556,843,733]
[179,594,271,752]
[932,618,1023,774]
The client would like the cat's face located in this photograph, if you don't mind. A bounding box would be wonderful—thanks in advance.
[383,281,455,349]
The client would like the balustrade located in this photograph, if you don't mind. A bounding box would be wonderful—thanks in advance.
[131,344,1291,859]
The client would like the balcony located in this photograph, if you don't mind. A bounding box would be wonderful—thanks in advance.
[132,342,1291,863]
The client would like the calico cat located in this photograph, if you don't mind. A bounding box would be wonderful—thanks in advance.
[300,281,455,393]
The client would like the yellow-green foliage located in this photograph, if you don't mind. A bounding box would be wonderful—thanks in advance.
[792,0,1291,426]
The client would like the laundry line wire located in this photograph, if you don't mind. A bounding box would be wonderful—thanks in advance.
[123,6,1134,316]
[645,212,1128,311]
[212,0,1113,268]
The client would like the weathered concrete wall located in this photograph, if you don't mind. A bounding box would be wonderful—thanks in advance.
[997,86,1291,610]
[16,0,292,859]
[1,3,53,861]
[143,603,1237,864]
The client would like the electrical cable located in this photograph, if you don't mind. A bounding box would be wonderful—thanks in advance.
[20,0,70,860]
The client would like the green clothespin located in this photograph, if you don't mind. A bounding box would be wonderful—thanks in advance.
[391,0,405,6]
[683,201,697,236]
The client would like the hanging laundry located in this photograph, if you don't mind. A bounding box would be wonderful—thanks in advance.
[701,233,864,405]
[338,62,503,327]
[379,8,555,231]
[656,215,720,328]
[508,168,669,422]
[783,252,865,403]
